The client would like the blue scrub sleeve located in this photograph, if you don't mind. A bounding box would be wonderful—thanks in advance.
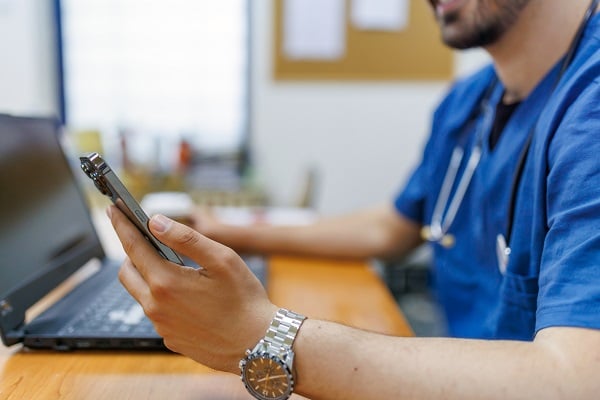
[393,161,428,225]
[536,80,600,332]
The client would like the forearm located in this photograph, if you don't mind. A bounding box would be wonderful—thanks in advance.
[206,222,363,258]
[109,206,600,399]
[293,320,599,400]
[207,205,422,260]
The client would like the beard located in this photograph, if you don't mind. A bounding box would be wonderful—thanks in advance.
[438,0,531,49]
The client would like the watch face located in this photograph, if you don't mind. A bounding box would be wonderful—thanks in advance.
[241,353,294,400]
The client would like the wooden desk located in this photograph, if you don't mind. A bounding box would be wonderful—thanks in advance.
[0,256,412,399]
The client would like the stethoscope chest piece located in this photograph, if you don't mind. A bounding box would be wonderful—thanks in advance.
[422,0,596,268]
[421,225,456,248]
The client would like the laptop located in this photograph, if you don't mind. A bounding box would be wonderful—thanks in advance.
[0,114,267,351]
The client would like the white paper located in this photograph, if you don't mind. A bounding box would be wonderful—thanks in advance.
[214,207,318,226]
[283,0,346,60]
[351,0,410,31]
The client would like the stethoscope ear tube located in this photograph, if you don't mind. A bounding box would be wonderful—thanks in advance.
[498,0,599,272]
[423,0,599,274]
[421,83,497,248]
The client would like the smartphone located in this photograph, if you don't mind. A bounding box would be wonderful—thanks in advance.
[79,152,184,265]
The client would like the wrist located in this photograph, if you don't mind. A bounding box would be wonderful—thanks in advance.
[240,307,307,400]
[241,304,280,353]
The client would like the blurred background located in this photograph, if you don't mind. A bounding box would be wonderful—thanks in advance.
[0,0,489,335]
[0,0,490,214]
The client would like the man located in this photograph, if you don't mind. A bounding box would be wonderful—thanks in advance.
[110,0,600,398]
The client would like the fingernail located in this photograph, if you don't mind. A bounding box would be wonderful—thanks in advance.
[150,214,172,233]
[106,206,112,219]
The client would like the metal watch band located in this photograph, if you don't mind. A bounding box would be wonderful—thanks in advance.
[263,308,306,353]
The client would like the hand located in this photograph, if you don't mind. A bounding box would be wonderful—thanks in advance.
[107,205,277,373]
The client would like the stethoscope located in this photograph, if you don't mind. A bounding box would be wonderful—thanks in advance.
[420,81,496,249]
[421,0,599,273]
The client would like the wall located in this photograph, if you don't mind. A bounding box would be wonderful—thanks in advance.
[250,1,488,215]
[0,0,489,216]
[0,0,57,116]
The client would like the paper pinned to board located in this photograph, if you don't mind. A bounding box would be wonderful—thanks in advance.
[283,0,346,60]
[351,0,410,31]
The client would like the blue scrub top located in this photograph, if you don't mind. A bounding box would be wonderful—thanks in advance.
[395,14,600,340]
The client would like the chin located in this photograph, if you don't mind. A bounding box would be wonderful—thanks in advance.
[438,21,474,49]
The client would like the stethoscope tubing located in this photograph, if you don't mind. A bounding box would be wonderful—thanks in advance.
[504,0,600,245]
[424,0,599,264]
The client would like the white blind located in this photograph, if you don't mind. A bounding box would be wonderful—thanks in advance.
[61,0,249,153]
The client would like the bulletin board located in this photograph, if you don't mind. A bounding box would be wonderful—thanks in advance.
[273,0,454,81]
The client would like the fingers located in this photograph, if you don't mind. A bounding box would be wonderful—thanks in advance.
[107,205,175,283]
[148,213,242,277]
[118,257,150,303]
[108,203,241,279]
[108,206,277,373]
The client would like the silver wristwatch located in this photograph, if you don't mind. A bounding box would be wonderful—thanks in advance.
[240,308,306,400]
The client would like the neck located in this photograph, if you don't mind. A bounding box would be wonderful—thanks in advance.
[486,0,596,103]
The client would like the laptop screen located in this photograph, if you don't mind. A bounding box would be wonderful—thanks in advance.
[0,115,103,303]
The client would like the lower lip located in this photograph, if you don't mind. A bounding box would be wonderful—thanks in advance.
[435,0,465,17]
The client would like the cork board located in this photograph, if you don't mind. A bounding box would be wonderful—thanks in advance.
[273,0,454,81]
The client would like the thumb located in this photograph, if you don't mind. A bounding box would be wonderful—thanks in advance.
[149,214,236,274]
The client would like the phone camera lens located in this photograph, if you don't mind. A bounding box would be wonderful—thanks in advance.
[80,162,93,178]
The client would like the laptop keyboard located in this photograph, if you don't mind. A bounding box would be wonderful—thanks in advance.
[59,255,266,337]
[59,279,156,336]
